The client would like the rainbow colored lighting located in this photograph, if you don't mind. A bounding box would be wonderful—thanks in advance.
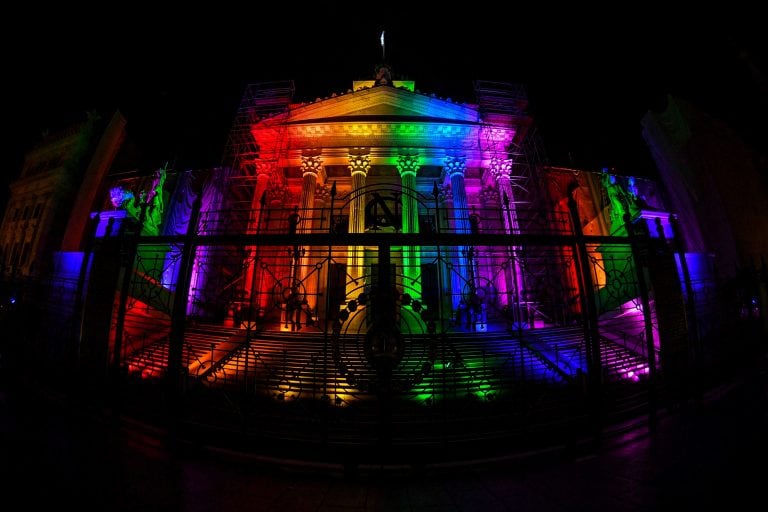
[79,78,668,407]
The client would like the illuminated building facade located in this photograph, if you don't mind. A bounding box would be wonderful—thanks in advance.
[3,73,760,458]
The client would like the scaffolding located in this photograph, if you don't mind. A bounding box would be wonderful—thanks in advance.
[474,80,549,218]
[473,80,528,123]
[222,80,295,175]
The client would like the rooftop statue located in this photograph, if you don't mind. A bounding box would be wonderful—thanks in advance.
[601,168,639,231]
[110,166,167,235]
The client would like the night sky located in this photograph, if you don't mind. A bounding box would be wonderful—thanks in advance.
[5,13,765,210]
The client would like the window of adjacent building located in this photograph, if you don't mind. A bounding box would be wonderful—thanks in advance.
[10,242,20,267]
[20,242,31,266]
[23,205,31,220]
[33,203,43,219]
[13,208,20,221]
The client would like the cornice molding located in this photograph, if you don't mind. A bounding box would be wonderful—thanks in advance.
[286,86,479,123]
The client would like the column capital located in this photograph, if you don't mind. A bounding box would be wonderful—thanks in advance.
[480,184,500,206]
[268,166,286,186]
[396,152,420,178]
[300,151,323,179]
[443,154,467,178]
[441,183,454,203]
[267,186,291,205]
[315,183,331,203]
[255,160,277,176]
[348,148,371,177]
[488,157,513,181]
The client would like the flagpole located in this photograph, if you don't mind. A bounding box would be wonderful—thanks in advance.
[380,30,385,61]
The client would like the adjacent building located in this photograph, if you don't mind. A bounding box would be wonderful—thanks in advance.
[0,111,126,278]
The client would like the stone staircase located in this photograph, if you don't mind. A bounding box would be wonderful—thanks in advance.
[118,323,656,449]
[122,323,240,379]
[122,321,650,392]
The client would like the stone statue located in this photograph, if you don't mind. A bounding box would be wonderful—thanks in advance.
[374,64,393,86]
[110,166,167,235]
[601,169,638,230]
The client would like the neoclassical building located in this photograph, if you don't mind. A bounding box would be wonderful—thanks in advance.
[74,75,682,397]
[218,76,533,333]
[5,70,753,459]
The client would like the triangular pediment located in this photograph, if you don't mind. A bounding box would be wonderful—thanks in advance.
[285,86,479,124]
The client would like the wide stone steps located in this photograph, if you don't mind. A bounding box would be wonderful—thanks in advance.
[122,324,238,379]
[598,337,650,381]
[119,324,656,448]
[185,328,569,407]
[121,323,649,409]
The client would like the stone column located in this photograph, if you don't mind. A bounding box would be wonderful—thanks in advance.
[247,161,275,232]
[397,152,421,298]
[298,151,322,233]
[489,157,523,321]
[245,160,275,314]
[444,154,470,310]
[312,183,330,320]
[347,149,371,295]
[298,151,323,312]
[445,155,470,234]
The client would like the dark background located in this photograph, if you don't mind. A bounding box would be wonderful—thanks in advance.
[4,11,765,209]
